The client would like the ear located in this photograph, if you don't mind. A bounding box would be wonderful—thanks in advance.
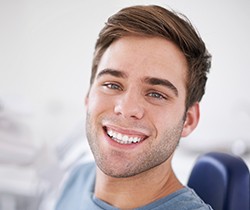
[85,91,89,107]
[181,102,200,137]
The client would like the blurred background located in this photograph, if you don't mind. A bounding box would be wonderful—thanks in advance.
[0,0,249,209]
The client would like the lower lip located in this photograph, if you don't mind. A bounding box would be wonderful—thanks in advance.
[103,129,144,149]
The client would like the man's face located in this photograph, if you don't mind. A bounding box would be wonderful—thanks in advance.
[86,36,190,178]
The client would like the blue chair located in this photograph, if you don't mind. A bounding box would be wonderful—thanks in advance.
[187,152,250,210]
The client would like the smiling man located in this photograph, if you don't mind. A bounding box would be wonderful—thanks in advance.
[56,5,212,210]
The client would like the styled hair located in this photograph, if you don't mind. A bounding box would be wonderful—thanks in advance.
[90,5,211,109]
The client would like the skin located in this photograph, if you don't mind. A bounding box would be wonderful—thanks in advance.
[85,36,200,209]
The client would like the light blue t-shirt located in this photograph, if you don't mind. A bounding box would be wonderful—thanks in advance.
[55,162,213,210]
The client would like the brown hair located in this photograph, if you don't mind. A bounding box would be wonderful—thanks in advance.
[90,5,211,109]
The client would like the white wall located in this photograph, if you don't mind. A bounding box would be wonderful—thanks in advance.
[1,0,250,158]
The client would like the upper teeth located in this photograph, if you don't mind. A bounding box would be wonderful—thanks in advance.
[107,129,142,144]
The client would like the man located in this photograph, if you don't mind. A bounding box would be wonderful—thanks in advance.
[56,5,212,210]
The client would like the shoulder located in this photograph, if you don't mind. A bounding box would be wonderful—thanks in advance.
[55,162,96,210]
[61,162,96,190]
[174,187,213,210]
[141,187,213,210]
[165,187,213,210]
[70,162,96,180]
[64,161,96,191]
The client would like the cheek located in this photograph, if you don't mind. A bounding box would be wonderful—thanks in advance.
[87,90,113,114]
[146,108,167,137]
[149,105,185,131]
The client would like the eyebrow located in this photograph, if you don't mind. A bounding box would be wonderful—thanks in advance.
[97,68,127,79]
[144,77,179,97]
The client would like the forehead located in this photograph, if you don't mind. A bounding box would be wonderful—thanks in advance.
[96,36,187,90]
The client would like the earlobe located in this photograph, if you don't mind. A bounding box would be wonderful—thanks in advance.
[181,102,200,137]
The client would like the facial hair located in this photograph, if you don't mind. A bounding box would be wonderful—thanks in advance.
[86,111,184,178]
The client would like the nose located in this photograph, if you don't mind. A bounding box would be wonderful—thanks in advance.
[114,89,145,120]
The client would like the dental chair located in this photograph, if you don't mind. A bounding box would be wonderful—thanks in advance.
[187,152,250,210]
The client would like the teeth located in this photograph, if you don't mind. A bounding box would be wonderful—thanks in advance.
[107,129,142,144]
[132,137,140,143]
[122,135,129,142]
[117,133,122,140]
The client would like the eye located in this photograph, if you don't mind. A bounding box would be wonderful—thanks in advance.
[147,92,167,100]
[103,83,122,91]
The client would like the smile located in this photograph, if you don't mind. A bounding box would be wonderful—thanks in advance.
[106,127,145,144]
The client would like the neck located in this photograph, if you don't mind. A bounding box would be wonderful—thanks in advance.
[94,159,183,209]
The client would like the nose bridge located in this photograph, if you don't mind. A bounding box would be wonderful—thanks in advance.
[114,86,144,119]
